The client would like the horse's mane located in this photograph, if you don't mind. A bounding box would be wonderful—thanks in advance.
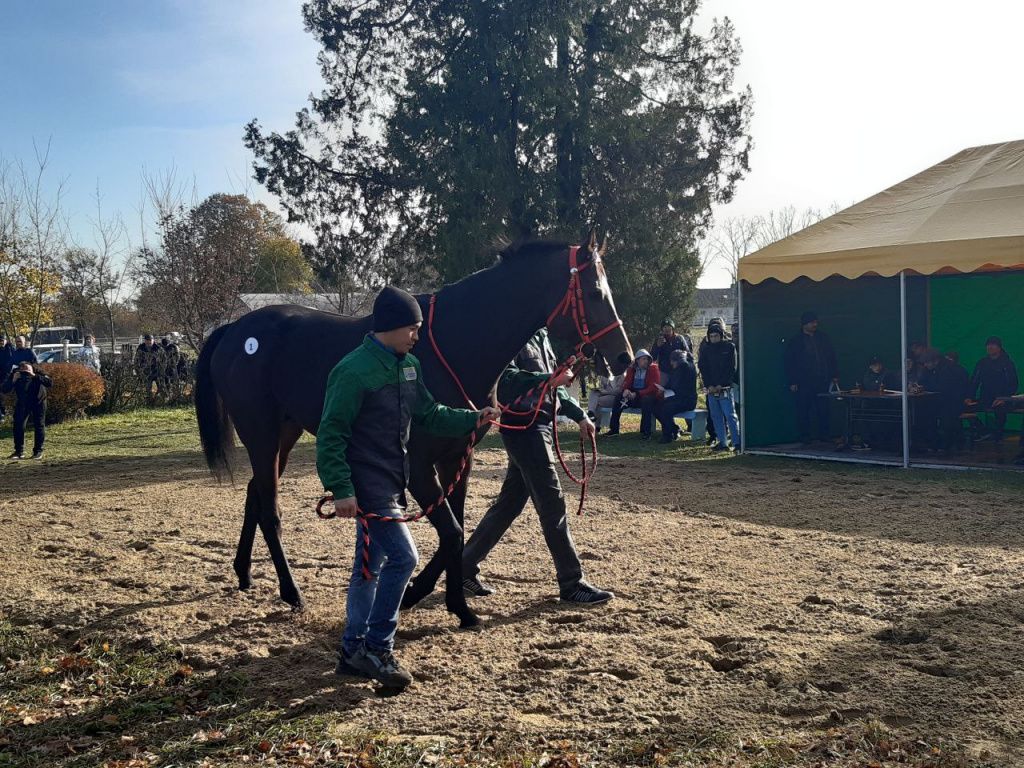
[496,237,574,262]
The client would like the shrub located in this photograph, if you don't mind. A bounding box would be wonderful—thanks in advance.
[37,363,105,423]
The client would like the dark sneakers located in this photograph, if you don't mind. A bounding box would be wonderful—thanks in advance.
[345,645,413,689]
[31,451,42,460]
[561,584,615,605]
[463,576,495,597]
[334,649,370,679]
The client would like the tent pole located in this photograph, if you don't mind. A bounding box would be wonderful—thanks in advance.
[737,279,745,454]
[900,270,910,469]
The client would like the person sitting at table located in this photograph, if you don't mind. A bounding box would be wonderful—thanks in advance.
[862,356,897,392]
[971,336,1018,443]
[905,356,924,389]
[918,348,971,452]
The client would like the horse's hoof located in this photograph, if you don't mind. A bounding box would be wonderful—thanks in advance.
[281,589,305,612]
[236,571,253,591]
[401,588,426,610]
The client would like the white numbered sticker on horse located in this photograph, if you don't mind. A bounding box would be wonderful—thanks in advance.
[403,366,417,381]
[244,337,259,355]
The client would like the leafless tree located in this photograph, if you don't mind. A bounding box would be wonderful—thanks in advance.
[0,144,67,338]
[704,205,840,285]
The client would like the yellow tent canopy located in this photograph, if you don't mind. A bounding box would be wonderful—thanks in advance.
[739,140,1024,285]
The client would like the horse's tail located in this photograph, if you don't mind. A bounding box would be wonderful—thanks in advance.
[195,323,234,483]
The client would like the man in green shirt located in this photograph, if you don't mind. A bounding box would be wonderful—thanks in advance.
[317,286,497,688]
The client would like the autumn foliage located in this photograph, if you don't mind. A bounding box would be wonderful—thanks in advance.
[37,363,104,423]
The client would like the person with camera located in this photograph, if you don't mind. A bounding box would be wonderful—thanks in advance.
[650,319,691,376]
[2,362,52,460]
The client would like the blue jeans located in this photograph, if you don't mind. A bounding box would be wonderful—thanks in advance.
[708,389,740,448]
[342,510,419,654]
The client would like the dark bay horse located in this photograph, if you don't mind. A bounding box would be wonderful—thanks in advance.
[194,235,633,628]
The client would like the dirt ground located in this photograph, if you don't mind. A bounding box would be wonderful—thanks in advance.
[3,439,1024,765]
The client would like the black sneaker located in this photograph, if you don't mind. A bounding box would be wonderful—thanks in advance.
[334,648,370,678]
[31,451,43,460]
[640,433,650,441]
[711,444,729,452]
[348,645,413,689]
[561,584,614,605]
[8,452,23,460]
[463,576,495,597]
[604,429,620,436]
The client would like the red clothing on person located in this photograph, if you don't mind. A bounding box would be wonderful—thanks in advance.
[623,362,661,399]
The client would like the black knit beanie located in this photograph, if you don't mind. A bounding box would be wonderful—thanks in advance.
[373,286,423,332]
[800,311,818,326]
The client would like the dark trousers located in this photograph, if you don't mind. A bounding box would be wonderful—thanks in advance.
[13,401,45,455]
[656,396,694,439]
[463,427,583,594]
[795,383,829,441]
[609,394,658,434]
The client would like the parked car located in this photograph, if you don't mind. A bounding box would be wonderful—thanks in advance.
[36,348,90,365]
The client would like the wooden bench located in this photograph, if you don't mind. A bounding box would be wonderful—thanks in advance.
[593,406,708,441]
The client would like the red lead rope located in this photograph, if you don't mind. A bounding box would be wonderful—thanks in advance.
[317,246,613,579]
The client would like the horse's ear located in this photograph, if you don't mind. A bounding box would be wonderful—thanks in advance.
[587,228,598,252]
[599,234,609,258]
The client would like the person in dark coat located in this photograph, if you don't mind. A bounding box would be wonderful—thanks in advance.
[650,319,691,376]
[971,336,1018,442]
[11,335,38,367]
[700,320,740,451]
[861,356,898,392]
[918,348,971,451]
[134,334,165,401]
[160,336,180,388]
[655,349,697,443]
[2,362,52,459]
[783,311,839,442]
[462,328,612,605]
[0,333,12,420]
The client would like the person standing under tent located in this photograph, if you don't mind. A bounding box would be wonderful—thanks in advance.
[784,311,838,443]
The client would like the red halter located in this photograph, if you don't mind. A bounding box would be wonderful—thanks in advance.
[544,245,623,348]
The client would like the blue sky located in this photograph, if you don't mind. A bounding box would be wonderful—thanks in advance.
[0,0,320,240]
[3,1,1023,285]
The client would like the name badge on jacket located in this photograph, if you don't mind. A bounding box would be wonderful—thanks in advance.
[403,366,417,381]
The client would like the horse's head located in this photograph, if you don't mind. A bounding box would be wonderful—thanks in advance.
[545,231,633,376]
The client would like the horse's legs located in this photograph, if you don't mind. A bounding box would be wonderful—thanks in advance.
[232,421,303,593]
[233,480,260,590]
[403,454,478,628]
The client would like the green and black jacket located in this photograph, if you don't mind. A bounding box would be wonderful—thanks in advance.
[317,335,479,511]
[498,329,585,431]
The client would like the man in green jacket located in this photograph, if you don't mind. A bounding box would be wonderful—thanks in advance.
[462,329,614,605]
[317,286,498,689]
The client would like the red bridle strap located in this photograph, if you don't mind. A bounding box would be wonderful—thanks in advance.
[545,245,623,346]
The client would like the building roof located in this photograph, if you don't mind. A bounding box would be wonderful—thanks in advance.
[739,140,1024,285]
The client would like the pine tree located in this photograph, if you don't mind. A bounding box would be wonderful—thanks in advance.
[246,0,752,338]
